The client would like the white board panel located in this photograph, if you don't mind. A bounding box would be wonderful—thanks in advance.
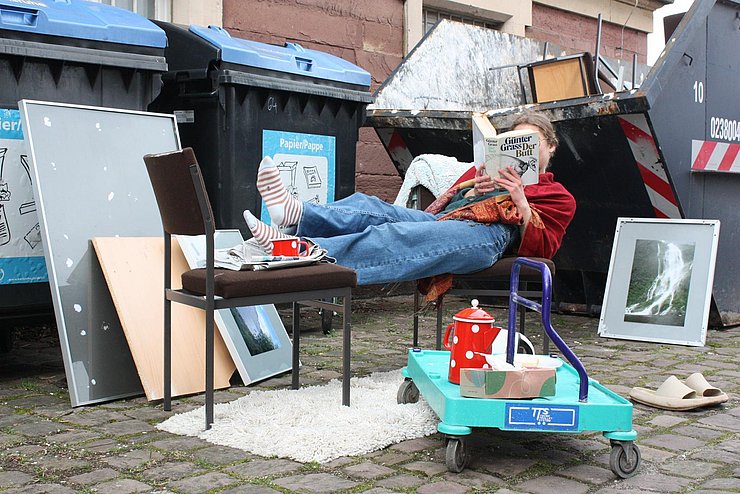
[20,100,181,406]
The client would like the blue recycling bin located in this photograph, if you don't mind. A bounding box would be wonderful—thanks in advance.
[150,23,373,235]
[0,0,167,323]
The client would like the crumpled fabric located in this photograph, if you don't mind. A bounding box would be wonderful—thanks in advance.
[393,154,473,207]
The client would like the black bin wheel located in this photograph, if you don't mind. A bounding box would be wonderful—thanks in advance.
[609,441,641,478]
[321,308,333,334]
[445,437,468,473]
[0,329,13,353]
[396,379,419,404]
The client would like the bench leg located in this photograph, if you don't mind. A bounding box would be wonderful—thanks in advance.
[342,291,351,407]
[292,302,300,390]
[413,289,420,348]
[435,297,445,350]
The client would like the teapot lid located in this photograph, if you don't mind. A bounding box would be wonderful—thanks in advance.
[453,299,494,322]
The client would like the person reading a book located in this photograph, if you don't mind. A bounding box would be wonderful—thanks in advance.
[244,112,575,296]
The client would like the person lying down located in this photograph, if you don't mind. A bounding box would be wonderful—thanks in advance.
[244,112,576,297]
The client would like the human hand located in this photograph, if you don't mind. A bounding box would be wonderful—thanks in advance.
[472,166,497,196]
[493,166,531,222]
[492,166,524,199]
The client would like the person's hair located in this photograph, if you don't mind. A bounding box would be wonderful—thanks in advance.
[512,112,559,150]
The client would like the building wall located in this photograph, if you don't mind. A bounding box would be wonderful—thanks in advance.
[529,3,648,63]
[223,0,405,200]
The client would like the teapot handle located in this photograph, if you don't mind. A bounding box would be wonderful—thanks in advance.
[443,323,454,351]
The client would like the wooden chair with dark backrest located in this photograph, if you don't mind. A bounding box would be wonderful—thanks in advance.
[143,147,356,430]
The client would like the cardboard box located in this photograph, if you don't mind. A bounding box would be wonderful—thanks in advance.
[459,367,556,399]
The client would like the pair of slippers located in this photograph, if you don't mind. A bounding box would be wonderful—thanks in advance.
[629,373,729,411]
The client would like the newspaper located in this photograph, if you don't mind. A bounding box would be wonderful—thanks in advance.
[216,240,332,271]
[177,234,333,271]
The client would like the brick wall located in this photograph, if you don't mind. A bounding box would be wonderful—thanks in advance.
[528,3,648,64]
[223,0,405,201]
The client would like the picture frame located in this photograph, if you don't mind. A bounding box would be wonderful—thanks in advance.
[176,230,294,384]
[20,99,181,406]
[598,218,720,346]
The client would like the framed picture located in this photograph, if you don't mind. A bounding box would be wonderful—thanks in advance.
[20,100,181,406]
[176,230,294,384]
[598,218,720,346]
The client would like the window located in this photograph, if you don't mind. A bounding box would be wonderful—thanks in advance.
[404,1,529,54]
[423,7,502,34]
[87,0,171,21]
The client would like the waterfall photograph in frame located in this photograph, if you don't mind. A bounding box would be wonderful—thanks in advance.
[623,239,695,327]
[598,218,720,346]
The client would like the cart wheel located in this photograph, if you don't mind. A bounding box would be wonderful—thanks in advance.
[609,441,641,479]
[321,308,333,334]
[397,379,419,404]
[517,340,534,354]
[445,437,468,473]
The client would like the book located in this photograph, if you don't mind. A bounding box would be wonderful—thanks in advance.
[472,113,540,186]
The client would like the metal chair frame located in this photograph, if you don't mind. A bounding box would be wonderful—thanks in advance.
[145,149,352,430]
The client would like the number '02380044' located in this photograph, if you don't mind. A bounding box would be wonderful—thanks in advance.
[710,117,740,142]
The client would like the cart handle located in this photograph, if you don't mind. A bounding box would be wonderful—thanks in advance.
[506,257,590,402]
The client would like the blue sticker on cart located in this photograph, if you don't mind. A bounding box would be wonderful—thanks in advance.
[505,403,579,431]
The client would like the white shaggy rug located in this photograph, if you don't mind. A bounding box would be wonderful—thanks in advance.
[156,370,439,463]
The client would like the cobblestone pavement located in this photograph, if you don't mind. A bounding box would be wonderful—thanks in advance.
[1,293,738,494]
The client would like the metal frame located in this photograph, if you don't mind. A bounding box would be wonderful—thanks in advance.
[20,99,180,406]
[519,53,594,104]
[159,162,352,430]
[87,0,172,22]
[412,266,552,354]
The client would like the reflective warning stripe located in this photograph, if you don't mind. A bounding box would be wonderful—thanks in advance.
[375,128,415,172]
[617,114,682,219]
[691,139,740,173]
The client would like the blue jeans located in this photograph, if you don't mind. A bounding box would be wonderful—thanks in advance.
[296,193,517,285]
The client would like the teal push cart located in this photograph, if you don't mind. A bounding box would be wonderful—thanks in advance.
[398,257,641,477]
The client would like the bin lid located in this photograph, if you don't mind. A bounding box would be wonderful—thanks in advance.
[190,24,371,87]
[0,0,166,48]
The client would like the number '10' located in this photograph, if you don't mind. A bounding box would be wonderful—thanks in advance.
[693,81,704,103]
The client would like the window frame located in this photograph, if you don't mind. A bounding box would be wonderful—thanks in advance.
[87,0,172,21]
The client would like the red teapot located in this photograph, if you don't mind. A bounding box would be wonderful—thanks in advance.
[443,299,501,384]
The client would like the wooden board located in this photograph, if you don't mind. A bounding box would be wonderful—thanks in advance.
[532,58,588,103]
[92,237,235,401]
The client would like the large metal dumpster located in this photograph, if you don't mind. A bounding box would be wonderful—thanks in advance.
[366,0,739,327]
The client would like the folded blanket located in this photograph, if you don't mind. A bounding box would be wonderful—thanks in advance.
[394,154,473,207]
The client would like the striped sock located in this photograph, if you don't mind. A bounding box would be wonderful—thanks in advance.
[243,210,290,253]
[256,156,303,227]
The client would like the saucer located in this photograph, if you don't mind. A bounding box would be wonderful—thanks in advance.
[484,353,563,369]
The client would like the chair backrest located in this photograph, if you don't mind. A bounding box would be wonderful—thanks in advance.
[143,147,214,236]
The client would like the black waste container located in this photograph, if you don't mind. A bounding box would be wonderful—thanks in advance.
[149,23,373,235]
[367,1,740,327]
[0,0,167,322]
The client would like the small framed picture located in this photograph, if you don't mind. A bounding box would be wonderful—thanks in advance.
[598,218,720,346]
[176,230,293,384]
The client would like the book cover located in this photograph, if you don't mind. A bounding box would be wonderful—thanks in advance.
[472,114,540,185]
